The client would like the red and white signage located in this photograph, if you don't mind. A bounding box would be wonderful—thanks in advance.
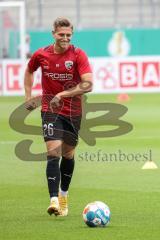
[1,60,42,96]
[1,57,160,96]
[91,57,160,93]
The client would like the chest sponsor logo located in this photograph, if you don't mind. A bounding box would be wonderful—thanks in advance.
[44,72,73,81]
[65,61,73,70]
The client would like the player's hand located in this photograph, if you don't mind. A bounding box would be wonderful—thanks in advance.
[25,99,37,111]
[50,95,62,111]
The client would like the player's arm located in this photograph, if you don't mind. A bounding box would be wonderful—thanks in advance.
[24,67,37,110]
[59,72,92,97]
[24,66,33,101]
[24,51,40,110]
[50,73,93,109]
[50,48,92,109]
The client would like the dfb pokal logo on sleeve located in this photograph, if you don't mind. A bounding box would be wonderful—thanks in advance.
[65,61,73,70]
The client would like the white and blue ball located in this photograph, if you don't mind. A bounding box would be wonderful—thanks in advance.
[83,201,111,227]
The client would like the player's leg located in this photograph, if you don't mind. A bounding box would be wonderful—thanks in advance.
[46,140,62,216]
[59,115,81,194]
[59,143,76,216]
[41,111,63,216]
[61,143,75,192]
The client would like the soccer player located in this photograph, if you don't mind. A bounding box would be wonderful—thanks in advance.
[24,17,93,216]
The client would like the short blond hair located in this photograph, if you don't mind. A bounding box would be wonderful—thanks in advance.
[53,17,73,32]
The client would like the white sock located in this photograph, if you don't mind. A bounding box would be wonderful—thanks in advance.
[60,189,68,196]
[50,196,58,203]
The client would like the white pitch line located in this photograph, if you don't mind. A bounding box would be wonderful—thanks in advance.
[0,141,17,144]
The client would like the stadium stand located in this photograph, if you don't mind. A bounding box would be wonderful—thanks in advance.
[24,0,160,29]
[0,0,160,29]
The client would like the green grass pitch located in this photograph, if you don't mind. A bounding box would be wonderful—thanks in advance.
[0,93,160,240]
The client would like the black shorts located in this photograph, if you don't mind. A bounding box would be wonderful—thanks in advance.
[41,111,81,146]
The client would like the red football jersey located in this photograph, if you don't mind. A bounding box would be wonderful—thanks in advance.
[28,44,92,116]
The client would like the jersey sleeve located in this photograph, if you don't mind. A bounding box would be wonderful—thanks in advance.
[27,50,40,73]
[76,48,92,75]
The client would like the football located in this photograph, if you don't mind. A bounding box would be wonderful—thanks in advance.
[82,201,111,227]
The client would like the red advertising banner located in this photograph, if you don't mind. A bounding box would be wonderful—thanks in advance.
[2,60,42,96]
[6,63,22,90]
[119,62,138,88]
[142,62,160,87]
[1,57,160,96]
[91,57,160,93]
